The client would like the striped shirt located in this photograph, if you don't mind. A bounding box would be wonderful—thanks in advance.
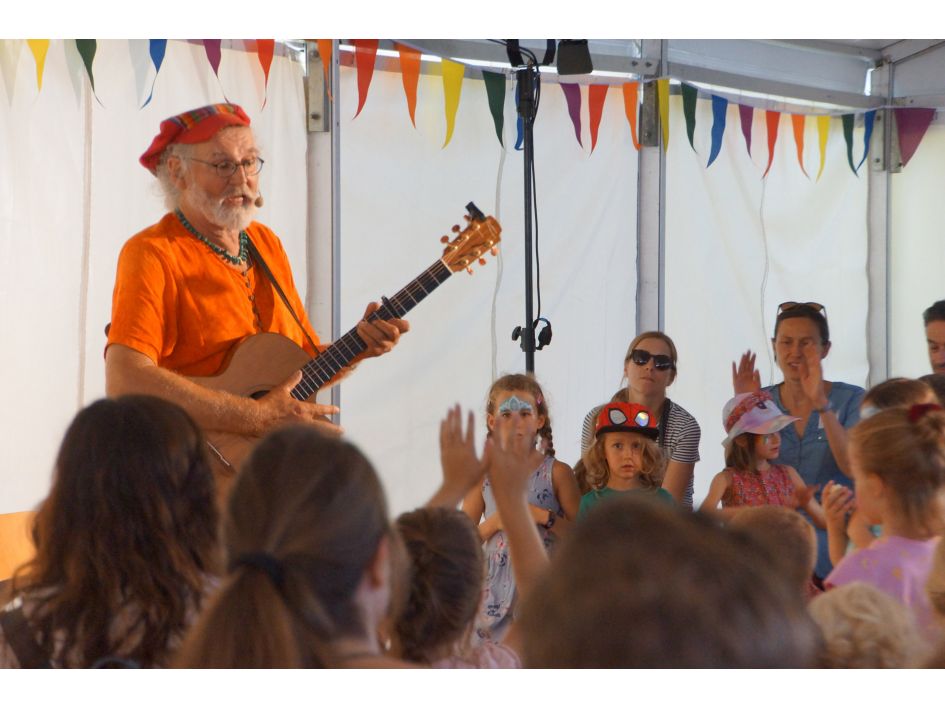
[580,399,702,509]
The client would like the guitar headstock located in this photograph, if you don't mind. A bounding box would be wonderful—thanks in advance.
[440,202,502,274]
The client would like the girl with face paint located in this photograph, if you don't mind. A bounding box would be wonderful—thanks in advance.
[461,374,581,646]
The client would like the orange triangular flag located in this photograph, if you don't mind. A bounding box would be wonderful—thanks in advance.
[763,111,781,178]
[395,42,421,127]
[791,114,808,178]
[352,39,379,118]
[316,39,333,100]
[588,84,609,153]
[622,82,640,150]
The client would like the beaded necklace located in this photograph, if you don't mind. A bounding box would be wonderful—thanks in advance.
[175,209,248,266]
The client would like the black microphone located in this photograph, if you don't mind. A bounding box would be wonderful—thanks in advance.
[254,194,264,207]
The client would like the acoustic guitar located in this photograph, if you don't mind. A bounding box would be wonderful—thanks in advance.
[192,202,501,497]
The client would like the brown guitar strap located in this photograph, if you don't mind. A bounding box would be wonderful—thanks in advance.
[244,237,321,355]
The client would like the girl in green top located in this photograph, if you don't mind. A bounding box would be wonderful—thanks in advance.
[578,402,673,520]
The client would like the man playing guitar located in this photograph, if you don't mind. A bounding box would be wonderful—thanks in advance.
[105,104,409,478]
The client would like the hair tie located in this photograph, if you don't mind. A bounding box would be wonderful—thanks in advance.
[908,403,943,424]
[230,551,285,589]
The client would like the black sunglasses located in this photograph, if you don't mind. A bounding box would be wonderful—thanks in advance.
[778,301,828,321]
[629,348,675,371]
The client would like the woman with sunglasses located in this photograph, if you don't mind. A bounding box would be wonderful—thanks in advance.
[580,331,701,509]
[733,302,864,581]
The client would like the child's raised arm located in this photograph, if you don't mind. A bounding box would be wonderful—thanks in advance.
[698,469,735,518]
[428,404,487,509]
[822,480,855,566]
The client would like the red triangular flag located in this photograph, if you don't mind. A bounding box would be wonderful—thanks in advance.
[352,39,379,118]
[763,111,781,178]
[895,107,936,168]
[588,84,609,153]
[256,39,275,109]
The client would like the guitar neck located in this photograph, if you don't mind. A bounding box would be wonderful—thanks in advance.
[290,259,453,399]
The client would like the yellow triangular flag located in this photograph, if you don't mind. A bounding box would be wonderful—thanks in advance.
[27,39,50,90]
[657,79,670,151]
[441,59,464,148]
[816,115,830,181]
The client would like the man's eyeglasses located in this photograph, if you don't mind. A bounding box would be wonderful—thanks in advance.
[629,348,676,371]
[777,301,827,321]
[187,157,265,179]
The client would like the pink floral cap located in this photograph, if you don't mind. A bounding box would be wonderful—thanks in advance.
[721,391,799,447]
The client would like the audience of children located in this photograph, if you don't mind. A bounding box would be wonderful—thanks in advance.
[699,391,825,528]
[0,396,218,668]
[578,402,673,519]
[824,404,945,646]
[8,366,945,670]
[461,374,580,644]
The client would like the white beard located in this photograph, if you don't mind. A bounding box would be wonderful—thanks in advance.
[186,183,257,232]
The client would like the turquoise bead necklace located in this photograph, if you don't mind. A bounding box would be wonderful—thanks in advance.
[175,209,248,266]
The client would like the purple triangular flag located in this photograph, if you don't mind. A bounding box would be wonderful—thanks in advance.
[739,104,753,156]
[203,39,228,100]
[895,107,936,168]
[560,83,583,147]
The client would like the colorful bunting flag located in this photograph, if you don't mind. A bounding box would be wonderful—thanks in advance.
[352,39,379,118]
[791,114,808,177]
[763,111,780,178]
[707,95,728,168]
[841,114,856,175]
[75,40,103,105]
[27,39,50,90]
[482,70,506,147]
[681,83,698,151]
[560,83,583,147]
[621,82,640,150]
[816,115,830,181]
[895,107,936,168]
[395,43,421,127]
[657,79,670,150]
[514,82,524,151]
[202,40,228,100]
[739,105,753,156]
[588,84,608,153]
[142,39,167,108]
[316,39,333,100]
[441,59,464,148]
[256,39,275,109]
[856,110,876,172]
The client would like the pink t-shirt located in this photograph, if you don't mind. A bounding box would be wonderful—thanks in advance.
[430,642,521,669]
[825,535,942,645]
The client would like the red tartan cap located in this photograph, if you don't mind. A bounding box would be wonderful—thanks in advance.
[139,103,251,174]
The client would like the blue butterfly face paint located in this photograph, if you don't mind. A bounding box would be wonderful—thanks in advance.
[498,395,533,414]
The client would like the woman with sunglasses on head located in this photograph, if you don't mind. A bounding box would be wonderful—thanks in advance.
[733,302,864,582]
[580,332,701,509]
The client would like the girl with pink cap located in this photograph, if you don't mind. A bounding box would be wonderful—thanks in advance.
[699,391,826,527]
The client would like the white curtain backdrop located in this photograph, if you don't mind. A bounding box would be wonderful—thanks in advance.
[889,119,945,377]
[665,94,869,507]
[336,66,639,515]
[0,39,307,514]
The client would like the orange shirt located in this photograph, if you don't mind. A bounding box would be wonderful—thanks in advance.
[107,212,320,377]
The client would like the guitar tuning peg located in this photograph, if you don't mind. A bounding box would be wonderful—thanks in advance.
[467,267,474,275]
[478,258,487,266]
[463,214,472,222]
[451,224,461,233]
[440,235,449,244]
[490,246,499,256]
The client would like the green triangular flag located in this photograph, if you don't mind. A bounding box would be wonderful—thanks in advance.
[681,83,698,152]
[841,114,857,175]
[482,70,505,148]
[75,39,103,105]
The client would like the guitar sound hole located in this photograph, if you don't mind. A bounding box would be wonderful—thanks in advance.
[249,390,270,400]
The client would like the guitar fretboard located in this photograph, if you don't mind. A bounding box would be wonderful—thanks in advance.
[290,260,453,400]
